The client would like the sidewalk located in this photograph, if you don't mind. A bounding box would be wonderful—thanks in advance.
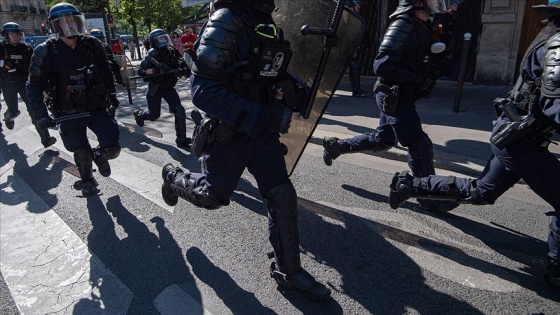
[315,76,560,178]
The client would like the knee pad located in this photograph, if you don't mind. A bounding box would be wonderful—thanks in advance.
[368,130,392,152]
[266,182,297,217]
[407,135,435,177]
[104,143,121,160]
[74,145,92,163]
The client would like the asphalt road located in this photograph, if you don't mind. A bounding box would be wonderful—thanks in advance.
[1,78,559,314]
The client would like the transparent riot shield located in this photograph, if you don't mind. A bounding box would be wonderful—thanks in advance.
[273,0,366,175]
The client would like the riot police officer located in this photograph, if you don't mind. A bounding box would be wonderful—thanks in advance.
[89,28,125,88]
[27,3,121,197]
[322,0,455,211]
[0,22,56,146]
[388,0,560,292]
[160,0,331,300]
[134,28,191,148]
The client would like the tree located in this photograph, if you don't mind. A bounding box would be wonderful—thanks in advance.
[44,0,110,13]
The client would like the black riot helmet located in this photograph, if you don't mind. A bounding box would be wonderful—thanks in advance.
[48,2,86,38]
[89,28,107,43]
[148,29,172,48]
[391,0,451,19]
[2,22,24,44]
[238,0,277,15]
[533,0,560,18]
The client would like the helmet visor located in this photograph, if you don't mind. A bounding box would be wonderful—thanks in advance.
[51,12,85,37]
[6,30,24,44]
[424,0,452,15]
[154,34,172,48]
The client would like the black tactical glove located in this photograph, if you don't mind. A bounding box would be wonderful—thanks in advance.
[109,93,119,117]
[178,67,191,78]
[37,116,55,129]
[265,102,292,134]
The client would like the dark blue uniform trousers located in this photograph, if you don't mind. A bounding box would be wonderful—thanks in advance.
[420,117,560,261]
[342,95,434,177]
[140,86,187,141]
[58,109,120,152]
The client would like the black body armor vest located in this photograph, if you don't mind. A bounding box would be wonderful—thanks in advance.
[229,22,292,105]
[45,37,109,115]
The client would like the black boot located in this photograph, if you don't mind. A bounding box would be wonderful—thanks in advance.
[133,110,145,127]
[270,261,331,300]
[176,137,191,149]
[73,178,99,197]
[74,146,99,197]
[36,125,56,148]
[545,259,560,291]
[3,110,20,130]
[161,163,189,206]
[92,146,111,177]
[322,137,343,166]
[389,171,416,209]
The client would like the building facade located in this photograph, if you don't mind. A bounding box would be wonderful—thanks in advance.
[359,0,546,85]
[0,0,48,36]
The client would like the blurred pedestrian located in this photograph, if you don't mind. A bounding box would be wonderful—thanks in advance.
[181,27,196,69]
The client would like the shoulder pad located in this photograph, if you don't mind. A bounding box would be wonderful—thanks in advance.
[29,43,49,77]
[192,7,246,79]
[33,42,49,58]
[21,42,33,50]
[82,35,102,51]
[207,8,245,33]
[540,32,560,98]
[379,16,413,54]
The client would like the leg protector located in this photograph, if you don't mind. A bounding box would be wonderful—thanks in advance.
[322,137,346,166]
[35,124,57,148]
[267,182,300,273]
[267,182,331,300]
[546,215,560,290]
[73,146,99,197]
[174,109,191,148]
[407,135,435,177]
[92,144,121,177]
[161,163,224,209]
[389,171,464,210]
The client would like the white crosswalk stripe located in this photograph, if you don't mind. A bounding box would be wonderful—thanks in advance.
[1,126,213,314]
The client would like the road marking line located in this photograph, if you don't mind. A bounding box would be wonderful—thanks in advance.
[0,168,133,314]
[21,126,175,212]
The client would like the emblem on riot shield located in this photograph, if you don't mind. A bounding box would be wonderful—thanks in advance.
[273,0,366,175]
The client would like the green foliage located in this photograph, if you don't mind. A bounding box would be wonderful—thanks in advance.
[44,0,206,37]
[44,0,110,13]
